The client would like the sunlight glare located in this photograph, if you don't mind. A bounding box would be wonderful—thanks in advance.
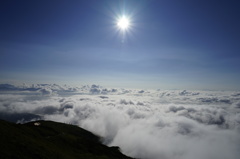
[117,16,130,30]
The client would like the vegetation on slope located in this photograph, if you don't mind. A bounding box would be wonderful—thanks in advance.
[0,120,133,159]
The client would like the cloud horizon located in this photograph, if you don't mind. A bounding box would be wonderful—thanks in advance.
[0,83,240,159]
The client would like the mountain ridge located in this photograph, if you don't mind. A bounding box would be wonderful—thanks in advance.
[0,120,134,159]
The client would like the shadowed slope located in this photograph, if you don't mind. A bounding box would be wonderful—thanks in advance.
[0,120,133,159]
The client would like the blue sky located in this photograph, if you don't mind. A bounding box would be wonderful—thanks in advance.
[1,0,240,90]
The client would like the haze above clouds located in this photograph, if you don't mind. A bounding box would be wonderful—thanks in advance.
[1,84,240,159]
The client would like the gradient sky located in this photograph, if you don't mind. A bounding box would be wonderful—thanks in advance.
[1,0,240,90]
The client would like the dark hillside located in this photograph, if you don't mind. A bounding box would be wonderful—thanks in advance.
[0,120,133,159]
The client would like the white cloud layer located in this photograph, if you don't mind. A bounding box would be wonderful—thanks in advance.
[0,84,240,159]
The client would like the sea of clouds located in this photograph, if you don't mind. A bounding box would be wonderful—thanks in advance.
[0,83,240,159]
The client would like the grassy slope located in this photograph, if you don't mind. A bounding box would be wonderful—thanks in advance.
[0,120,133,159]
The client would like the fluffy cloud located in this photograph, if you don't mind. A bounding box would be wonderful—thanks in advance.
[0,84,240,159]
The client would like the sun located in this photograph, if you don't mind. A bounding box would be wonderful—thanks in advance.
[117,16,130,31]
